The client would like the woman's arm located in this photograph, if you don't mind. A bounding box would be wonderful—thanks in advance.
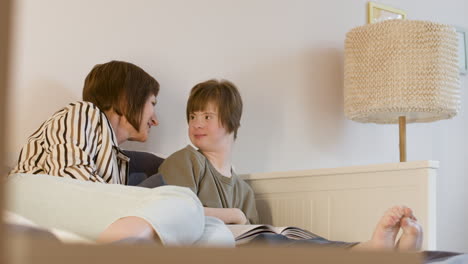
[12,102,106,182]
[203,207,247,225]
[43,103,104,181]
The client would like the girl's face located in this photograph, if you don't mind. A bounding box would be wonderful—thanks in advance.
[126,94,159,142]
[188,102,233,152]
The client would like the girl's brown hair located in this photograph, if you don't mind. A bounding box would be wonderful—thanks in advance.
[187,79,243,139]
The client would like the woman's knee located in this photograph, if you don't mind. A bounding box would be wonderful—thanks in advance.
[97,216,160,244]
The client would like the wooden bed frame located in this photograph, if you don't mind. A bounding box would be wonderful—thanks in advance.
[242,160,438,250]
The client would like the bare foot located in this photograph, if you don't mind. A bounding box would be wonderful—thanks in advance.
[352,206,405,250]
[396,217,423,251]
[402,206,417,221]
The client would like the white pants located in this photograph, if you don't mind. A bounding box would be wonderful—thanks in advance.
[5,173,235,247]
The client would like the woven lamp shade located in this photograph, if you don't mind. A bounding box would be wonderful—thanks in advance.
[344,20,460,124]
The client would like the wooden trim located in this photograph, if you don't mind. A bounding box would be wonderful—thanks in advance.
[241,160,439,180]
[0,0,12,262]
[7,237,422,264]
[367,2,407,24]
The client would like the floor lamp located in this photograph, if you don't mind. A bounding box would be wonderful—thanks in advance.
[344,20,460,162]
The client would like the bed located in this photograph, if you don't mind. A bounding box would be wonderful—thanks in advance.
[241,160,468,263]
[5,159,467,263]
[241,160,437,250]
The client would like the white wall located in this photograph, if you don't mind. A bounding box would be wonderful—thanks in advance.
[6,0,468,252]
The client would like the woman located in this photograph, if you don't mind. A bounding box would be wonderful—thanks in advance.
[7,61,234,246]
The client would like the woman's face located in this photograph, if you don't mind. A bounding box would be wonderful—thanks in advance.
[127,94,158,142]
[188,102,233,152]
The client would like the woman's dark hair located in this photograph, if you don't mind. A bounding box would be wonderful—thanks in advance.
[82,60,159,130]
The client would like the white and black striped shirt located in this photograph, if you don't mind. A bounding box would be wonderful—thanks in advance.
[11,101,129,184]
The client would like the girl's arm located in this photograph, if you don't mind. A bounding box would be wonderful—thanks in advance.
[203,207,247,225]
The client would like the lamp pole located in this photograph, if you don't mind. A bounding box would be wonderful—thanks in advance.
[399,116,406,162]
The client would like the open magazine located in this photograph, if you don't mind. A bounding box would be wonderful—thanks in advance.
[226,224,320,245]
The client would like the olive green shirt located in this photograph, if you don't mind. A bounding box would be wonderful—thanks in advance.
[159,145,259,224]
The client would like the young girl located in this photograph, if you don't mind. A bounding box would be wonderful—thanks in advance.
[159,79,423,250]
[159,79,256,225]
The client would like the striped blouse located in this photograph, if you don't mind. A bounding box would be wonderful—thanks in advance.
[10,101,129,184]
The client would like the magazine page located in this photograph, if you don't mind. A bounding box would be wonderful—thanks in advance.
[226,225,320,244]
[226,224,270,239]
[280,227,319,240]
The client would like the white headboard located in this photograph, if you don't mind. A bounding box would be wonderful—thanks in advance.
[241,160,438,250]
